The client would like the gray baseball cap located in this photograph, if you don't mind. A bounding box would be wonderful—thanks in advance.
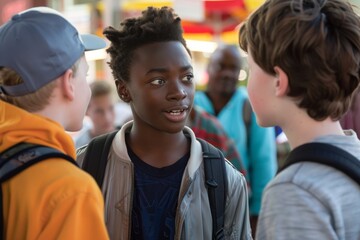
[0,7,107,96]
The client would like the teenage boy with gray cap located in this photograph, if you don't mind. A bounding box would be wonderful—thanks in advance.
[0,7,109,239]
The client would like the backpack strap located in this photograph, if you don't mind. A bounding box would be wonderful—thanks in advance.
[278,142,360,185]
[82,131,118,188]
[243,98,252,137]
[81,132,228,239]
[198,137,227,240]
[0,142,76,240]
[0,142,76,182]
[243,99,252,148]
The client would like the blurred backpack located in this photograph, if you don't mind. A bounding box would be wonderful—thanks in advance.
[243,99,252,145]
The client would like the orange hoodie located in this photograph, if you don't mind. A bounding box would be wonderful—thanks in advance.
[0,100,109,240]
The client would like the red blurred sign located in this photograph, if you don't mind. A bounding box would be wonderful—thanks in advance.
[0,0,31,24]
[182,0,247,35]
[204,0,245,13]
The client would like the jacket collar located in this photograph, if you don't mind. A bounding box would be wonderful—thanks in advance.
[112,121,202,179]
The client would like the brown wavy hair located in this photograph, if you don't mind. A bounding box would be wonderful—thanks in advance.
[239,0,360,120]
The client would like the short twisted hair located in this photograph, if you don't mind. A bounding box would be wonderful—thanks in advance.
[104,6,190,83]
[239,0,360,120]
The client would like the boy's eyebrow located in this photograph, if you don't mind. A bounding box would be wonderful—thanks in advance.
[146,65,193,75]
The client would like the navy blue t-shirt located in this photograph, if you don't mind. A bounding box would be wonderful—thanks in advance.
[128,146,189,240]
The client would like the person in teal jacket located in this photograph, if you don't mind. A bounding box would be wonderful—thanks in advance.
[194,44,277,234]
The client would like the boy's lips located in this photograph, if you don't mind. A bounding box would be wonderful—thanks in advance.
[164,105,189,113]
[163,105,189,122]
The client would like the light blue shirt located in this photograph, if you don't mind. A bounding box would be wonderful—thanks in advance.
[194,87,277,215]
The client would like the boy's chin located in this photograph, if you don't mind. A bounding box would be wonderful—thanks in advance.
[66,124,83,133]
[256,118,274,128]
[162,124,187,134]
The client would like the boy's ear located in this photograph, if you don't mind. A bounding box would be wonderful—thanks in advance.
[115,80,131,102]
[60,69,75,101]
[274,66,288,97]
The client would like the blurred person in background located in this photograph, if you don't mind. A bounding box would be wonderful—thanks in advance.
[187,105,246,175]
[194,44,277,235]
[75,80,116,148]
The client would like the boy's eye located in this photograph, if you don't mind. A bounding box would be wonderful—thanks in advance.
[151,79,166,85]
[182,74,194,82]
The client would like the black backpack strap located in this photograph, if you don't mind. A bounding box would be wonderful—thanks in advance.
[82,131,118,188]
[198,137,227,240]
[0,143,76,182]
[243,98,252,148]
[0,143,76,240]
[278,142,360,185]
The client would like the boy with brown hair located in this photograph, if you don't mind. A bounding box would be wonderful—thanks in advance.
[0,7,109,239]
[239,0,360,239]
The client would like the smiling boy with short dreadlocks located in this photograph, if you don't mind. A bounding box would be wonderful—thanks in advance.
[77,6,251,240]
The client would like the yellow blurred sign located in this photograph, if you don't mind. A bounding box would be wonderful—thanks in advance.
[122,0,172,11]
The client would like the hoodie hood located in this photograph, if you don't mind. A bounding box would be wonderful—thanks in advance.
[0,100,76,159]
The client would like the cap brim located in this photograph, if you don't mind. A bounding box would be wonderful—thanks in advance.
[80,34,107,51]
